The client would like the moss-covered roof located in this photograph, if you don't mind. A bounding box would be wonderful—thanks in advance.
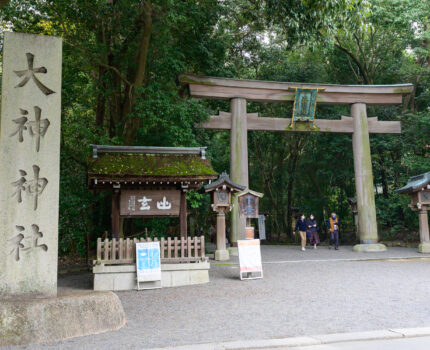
[88,153,218,179]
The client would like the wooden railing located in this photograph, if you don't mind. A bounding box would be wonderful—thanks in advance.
[95,236,206,265]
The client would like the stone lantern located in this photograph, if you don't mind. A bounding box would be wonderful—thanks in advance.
[205,172,245,260]
[395,172,430,253]
[236,189,264,239]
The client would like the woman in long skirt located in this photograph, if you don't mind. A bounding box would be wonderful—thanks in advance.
[307,214,320,249]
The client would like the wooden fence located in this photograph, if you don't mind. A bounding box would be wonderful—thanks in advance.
[95,236,206,265]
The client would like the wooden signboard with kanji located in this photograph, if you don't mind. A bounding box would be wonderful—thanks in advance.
[120,190,180,216]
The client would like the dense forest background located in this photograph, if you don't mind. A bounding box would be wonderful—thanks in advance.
[1,0,429,256]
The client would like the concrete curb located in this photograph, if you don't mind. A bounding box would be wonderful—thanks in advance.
[145,327,430,349]
[213,255,430,266]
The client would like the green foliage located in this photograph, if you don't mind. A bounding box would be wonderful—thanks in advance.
[1,0,429,254]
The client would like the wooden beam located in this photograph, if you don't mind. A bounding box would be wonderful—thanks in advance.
[199,113,401,134]
[111,190,120,239]
[180,74,413,105]
[180,190,187,238]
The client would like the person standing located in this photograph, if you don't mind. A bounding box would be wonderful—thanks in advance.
[294,214,307,251]
[327,212,341,250]
[307,214,320,249]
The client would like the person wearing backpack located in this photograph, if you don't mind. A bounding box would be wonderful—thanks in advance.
[327,212,341,250]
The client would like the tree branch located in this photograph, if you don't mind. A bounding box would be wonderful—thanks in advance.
[52,5,133,87]
[335,37,370,84]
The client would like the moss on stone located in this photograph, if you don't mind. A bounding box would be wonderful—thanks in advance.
[87,153,217,177]
[286,122,320,132]
[393,87,413,94]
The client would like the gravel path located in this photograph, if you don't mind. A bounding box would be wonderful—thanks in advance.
[9,246,430,350]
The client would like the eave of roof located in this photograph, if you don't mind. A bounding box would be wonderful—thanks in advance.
[204,172,246,192]
[395,172,430,194]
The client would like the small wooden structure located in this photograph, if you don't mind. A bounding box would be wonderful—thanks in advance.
[396,172,430,253]
[204,172,245,260]
[237,189,264,239]
[88,145,218,238]
[88,145,218,291]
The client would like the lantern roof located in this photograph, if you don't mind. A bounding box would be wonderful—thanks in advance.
[236,188,264,198]
[395,171,430,194]
[204,172,245,192]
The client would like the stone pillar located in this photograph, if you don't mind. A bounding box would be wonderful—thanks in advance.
[230,98,248,248]
[418,210,430,253]
[351,103,386,252]
[215,212,229,260]
[0,33,62,298]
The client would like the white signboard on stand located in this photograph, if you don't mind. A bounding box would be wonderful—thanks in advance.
[237,239,263,280]
[136,241,162,290]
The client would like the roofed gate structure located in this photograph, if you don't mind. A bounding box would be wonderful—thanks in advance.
[88,145,218,238]
[179,75,414,252]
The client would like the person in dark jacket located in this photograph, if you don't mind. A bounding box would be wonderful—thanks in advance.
[307,214,320,249]
[327,212,341,250]
[294,214,307,251]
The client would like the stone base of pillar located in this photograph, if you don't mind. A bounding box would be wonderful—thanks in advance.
[418,242,430,254]
[228,247,239,256]
[215,249,230,261]
[0,291,126,346]
[353,243,387,252]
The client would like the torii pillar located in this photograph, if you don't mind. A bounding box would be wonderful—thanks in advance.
[351,103,386,252]
[230,98,248,245]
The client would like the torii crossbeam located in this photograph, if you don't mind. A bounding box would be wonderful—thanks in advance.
[179,74,413,252]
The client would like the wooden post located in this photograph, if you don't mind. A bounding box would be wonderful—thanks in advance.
[180,190,187,238]
[418,210,430,253]
[119,217,125,238]
[351,103,385,252]
[111,190,120,239]
[230,98,248,246]
[215,211,229,260]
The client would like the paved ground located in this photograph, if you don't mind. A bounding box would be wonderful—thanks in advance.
[9,246,430,350]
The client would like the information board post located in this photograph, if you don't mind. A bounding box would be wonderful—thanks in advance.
[258,215,266,240]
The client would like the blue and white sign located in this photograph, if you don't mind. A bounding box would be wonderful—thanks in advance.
[136,241,161,284]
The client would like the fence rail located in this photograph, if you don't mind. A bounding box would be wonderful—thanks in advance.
[95,236,206,265]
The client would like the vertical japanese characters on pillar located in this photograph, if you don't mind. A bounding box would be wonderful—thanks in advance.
[0,33,62,298]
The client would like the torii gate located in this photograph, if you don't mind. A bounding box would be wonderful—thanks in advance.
[179,75,413,252]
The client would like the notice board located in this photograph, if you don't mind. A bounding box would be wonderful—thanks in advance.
[136,241,161,289]
[237,239,263,280]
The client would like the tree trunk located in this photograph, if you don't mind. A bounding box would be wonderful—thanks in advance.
[96,65,106,129]
[122,0,153,144]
